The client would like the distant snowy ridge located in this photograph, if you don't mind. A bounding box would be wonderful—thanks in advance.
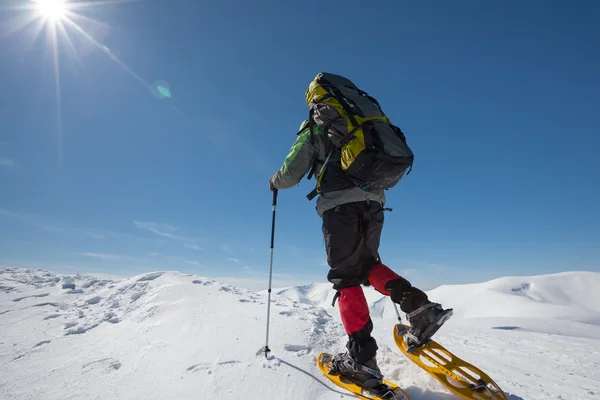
[429,271,600,322]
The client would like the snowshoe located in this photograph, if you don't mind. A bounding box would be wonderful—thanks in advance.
[393,325,507,400]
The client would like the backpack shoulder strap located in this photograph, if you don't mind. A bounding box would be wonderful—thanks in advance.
[326,86,359,127]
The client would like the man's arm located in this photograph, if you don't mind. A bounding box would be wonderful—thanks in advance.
[270,127,316,190]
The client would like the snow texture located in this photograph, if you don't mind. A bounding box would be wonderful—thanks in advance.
[1,266,599,400]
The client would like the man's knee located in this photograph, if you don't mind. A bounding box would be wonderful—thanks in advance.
[368,263,402,295]
[328,271,363,291]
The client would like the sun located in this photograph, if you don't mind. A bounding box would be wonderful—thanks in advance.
[34,0,68,22]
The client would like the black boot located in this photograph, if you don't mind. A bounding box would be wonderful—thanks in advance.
[329,352,381,384]
[406,302,453,347]
[328,353,397,398]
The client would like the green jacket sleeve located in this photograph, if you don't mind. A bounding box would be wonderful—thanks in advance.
[271,127,316,190]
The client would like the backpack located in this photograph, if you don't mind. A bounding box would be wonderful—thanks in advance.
[304,72,414,200]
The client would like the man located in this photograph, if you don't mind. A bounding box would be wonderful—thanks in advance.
[269,88,451,395]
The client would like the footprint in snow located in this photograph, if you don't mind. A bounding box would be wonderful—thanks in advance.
[33,340,51,348]
[186,363,211,372]
[187,360,241,373]
[12,293,50,302]
[65,323,99,335]
[86,296,102,305]
[239,298,260,303]
[32,302,60,308]
[82,358,122,373]
[284,344,312,356]
[261,358,281,369]
[103,312,120,324]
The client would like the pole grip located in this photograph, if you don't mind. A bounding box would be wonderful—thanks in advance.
[272,189,278,206]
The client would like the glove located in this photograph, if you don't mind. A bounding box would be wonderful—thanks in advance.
[269,175,278,192]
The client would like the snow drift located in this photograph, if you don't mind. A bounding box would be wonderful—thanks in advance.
[1,267,599,400]
[428,271,600,321]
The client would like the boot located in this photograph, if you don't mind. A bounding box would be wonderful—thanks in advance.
[328,353,401,398]
[406,302,453,347]
[328,352,393,394]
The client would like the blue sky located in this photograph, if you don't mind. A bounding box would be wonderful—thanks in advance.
[0,0,599,290]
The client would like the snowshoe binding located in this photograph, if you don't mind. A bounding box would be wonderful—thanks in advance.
[405,302,453,350]
[328,353,400,399]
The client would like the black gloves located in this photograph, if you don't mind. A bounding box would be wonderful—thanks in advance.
[269,175,278,192]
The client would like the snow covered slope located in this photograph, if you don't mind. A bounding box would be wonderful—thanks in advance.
[2,267,600,400]
[428,271,600,320]
[427,271,600,339]
[276,271,600,339]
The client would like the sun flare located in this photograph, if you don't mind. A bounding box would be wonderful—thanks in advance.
[3,0,148,169]
[34,0,68,22]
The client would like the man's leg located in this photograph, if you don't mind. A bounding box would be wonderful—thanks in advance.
[361,203,451,345]
[359,202,428,314]
[368,264,429,313]
[337,286,377,364]
[322,203,377,364]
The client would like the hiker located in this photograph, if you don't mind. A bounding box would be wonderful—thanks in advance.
[268,73,452,395]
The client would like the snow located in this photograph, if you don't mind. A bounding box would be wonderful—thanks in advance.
[1,266,599,400]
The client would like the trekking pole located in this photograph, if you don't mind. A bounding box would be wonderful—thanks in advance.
[263,189,278,358]
[392,300,402,323]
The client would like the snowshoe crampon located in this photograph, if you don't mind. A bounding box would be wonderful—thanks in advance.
[394,324,507,400]
[317,353,410,400]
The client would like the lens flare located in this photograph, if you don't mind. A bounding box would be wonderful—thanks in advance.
[151,81,172,99]
[3,0,181,167]
[157,85,171,98]
[34,0,68,22]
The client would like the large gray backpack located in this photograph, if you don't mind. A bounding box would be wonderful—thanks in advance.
[304,72,414,200]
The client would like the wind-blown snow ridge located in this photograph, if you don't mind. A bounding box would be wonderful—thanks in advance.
[1,267,599,400]
[426,271,600,339]
[431,271,600,317]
